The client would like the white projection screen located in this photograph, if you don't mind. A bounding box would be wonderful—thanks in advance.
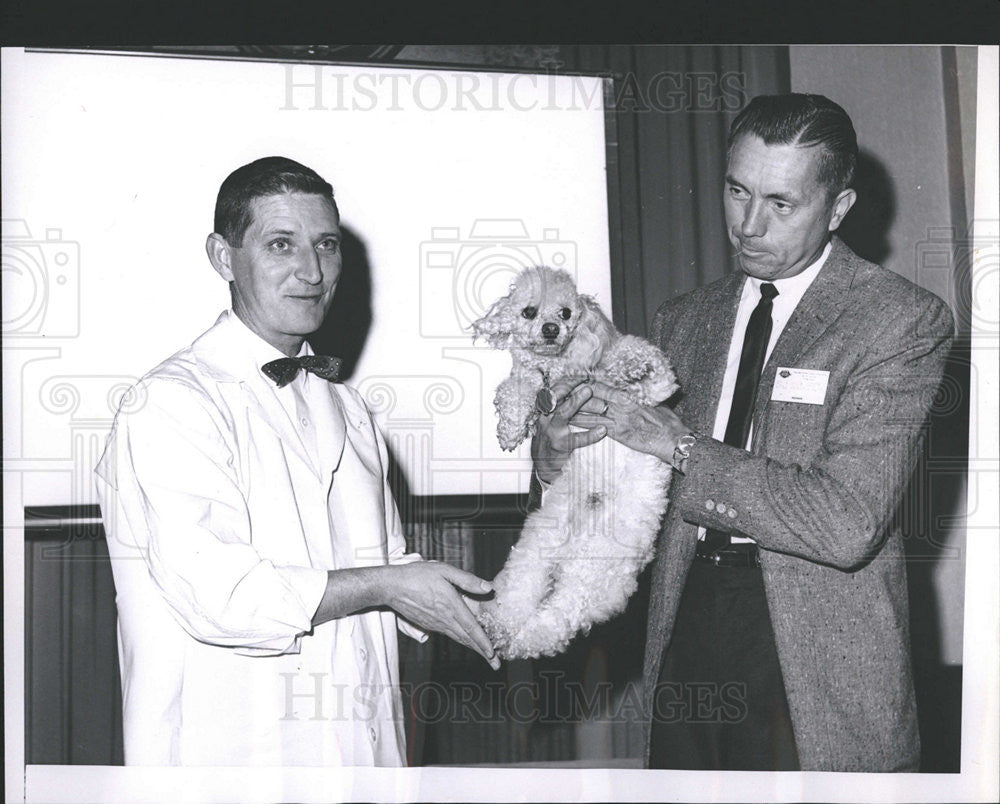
[2,49,613,505]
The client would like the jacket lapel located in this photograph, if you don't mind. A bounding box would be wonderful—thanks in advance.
[751,237,857,444]
[645,270,746,698]
[680,270,746,434]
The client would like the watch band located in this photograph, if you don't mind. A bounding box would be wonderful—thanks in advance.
[672,432,697,471]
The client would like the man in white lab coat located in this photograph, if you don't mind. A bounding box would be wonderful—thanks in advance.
[96,156,499,766]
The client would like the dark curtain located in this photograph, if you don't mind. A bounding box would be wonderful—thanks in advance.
[563,45,790,337]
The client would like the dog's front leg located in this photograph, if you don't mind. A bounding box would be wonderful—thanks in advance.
[600,336,678,406]
[478,534,556,655]
[493,373,542,451]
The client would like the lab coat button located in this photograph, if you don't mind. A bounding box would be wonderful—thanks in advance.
[369,727,377,742]
[360,648,368,662]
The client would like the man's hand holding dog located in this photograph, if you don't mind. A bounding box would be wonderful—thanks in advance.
[531,382,610,483]
[534,379,692,477]
[582,380,690,465]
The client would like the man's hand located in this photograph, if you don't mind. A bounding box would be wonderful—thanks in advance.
[381,562,500,670]
[531,380,611,484]
[572,380,692,467]
[312,562,500,669]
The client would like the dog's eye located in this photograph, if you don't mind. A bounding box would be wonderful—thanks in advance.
[559,307,572,320]
[521,306,537,319]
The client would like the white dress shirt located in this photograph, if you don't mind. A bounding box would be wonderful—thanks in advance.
[702,240,832,543]
[96,310,425,766]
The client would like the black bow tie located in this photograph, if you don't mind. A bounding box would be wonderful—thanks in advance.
[261,355,343,388]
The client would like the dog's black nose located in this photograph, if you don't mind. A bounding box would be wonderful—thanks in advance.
[542,322,560,340]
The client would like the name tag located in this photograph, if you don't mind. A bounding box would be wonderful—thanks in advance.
[771,367,829,405]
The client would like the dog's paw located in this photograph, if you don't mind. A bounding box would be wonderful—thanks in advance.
[620,350,677,406]
[503,607,577,659]
[629,367,678,406]
[495,401,535,450]
[477,598,525,657]
[601,337,659,385]
[600,337,678,405]
[497,424,527,451]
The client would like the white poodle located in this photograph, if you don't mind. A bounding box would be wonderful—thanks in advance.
[472,266,679,659]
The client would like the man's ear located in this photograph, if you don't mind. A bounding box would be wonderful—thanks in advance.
[827,188,857,232]
[206,233,235,282]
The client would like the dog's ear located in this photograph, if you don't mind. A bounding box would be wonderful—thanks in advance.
[471,295,515,349]
[563,295,616,369]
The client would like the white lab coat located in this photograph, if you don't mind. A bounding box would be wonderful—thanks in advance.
[96,311,425,766]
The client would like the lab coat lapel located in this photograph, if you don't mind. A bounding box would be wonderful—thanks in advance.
[310,381,348,488]
[191,311,322,482]
[308,383,353,646]
[317,386,361,579]
[326,389,391,571]
[242,376,323,482]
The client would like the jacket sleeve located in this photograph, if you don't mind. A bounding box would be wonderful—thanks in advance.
[671,296,955,570]
[101,378,328,656]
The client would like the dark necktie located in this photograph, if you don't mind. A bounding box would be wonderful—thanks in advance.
[261,355,343,388]
[704,282,778,552]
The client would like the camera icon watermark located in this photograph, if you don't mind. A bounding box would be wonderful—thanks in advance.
[915,223,999,338]
[419,219,578,338]
[2,219,81,338]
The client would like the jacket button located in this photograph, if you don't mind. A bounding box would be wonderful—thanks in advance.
[716,502,727,514]
[705,499,715,510]
[728,508,738,518]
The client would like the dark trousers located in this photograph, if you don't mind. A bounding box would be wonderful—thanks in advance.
[648,555,800,770]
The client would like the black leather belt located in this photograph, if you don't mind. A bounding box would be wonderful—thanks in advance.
[695,541,761,568]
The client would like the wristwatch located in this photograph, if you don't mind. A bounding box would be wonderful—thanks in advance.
[672,433,697,472]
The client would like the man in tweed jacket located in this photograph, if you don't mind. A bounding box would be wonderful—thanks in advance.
[534,94,953,771]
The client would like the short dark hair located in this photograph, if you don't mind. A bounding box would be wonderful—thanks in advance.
[214,156,339,246]
[727,93,858,196]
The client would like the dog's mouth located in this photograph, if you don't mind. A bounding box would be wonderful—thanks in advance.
[529,339,567,355]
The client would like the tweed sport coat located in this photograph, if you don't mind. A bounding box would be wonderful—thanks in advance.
[641,237,954,772]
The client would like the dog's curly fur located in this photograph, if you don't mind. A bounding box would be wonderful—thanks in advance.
[472,266,679,659]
